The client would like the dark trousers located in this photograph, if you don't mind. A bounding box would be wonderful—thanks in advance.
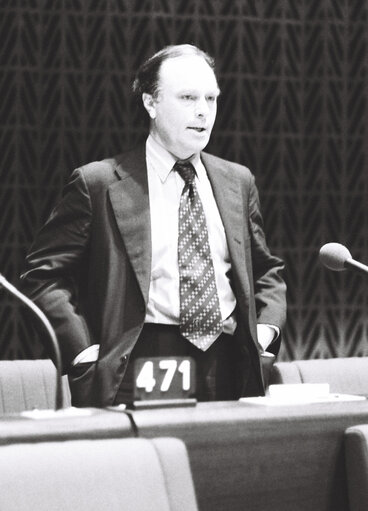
[114,323,242,405]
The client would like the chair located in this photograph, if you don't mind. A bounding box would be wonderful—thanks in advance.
[345,424,368,511]
[269,357,368,395]
[0,436,198,511]
[0,360,71,413]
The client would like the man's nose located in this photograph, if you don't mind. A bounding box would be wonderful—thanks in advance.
[195,97,209,117]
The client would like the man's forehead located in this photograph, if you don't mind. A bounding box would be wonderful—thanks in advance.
[158,55,218,88]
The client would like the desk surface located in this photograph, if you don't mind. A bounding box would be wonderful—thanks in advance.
[132,398,368,511]
[0,407,134,444]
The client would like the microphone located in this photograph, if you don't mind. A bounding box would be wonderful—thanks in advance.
[319,243,368,275]
[0,273,63,410]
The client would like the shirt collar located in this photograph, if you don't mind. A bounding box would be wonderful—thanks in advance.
[146,135,202,182]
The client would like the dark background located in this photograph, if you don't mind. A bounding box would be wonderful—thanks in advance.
[1,0,367,361]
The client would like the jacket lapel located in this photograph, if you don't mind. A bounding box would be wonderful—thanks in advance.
[201,152,250,302]
[108,147,151,304]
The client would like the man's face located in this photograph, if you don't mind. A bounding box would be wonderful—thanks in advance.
[143,55,220,160]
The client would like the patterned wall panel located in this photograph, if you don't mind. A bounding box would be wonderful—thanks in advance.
[0,0,367,361]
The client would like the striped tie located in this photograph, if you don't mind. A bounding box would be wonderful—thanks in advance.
[175,160,223,351]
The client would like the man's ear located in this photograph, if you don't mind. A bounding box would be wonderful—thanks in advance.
[142,93,157,119]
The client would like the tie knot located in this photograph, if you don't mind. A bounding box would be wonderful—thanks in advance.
[174,161,196,186]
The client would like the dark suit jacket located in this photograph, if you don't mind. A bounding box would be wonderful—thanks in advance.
[21,145,287,407]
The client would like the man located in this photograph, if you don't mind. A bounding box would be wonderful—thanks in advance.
[21,44,287,407]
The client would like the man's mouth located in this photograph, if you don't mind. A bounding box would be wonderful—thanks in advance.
[187,127,206,132]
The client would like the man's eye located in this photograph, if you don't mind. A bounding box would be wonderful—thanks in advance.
[181,95,195,101]
[207,96,216,102]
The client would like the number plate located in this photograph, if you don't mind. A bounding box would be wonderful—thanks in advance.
[133,356,196,401]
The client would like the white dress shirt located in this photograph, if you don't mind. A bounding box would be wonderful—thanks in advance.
[145,135,237,335]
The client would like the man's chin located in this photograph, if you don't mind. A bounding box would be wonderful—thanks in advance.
[186,139,210,155]
[169,139,210,160]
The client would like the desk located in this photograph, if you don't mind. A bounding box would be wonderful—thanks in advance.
[0,408,134,445]
[131,399,368,511]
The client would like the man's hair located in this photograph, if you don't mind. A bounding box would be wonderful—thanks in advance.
[132,44,216,98]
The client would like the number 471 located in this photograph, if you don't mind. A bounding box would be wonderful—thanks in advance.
[136,360,191,393]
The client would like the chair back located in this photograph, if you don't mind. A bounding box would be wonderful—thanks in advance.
[270,357,368,395]
[345,424,368,511]
[0,360,71,413]
[0,436,198,511]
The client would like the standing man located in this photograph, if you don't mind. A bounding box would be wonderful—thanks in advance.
[21,44,286,407]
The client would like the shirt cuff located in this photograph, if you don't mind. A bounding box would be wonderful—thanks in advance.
[257,324,280,352]
[71,344,100,366]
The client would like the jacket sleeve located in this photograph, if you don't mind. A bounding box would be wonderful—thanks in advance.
[20,168,93,372]
[248,174,287,345]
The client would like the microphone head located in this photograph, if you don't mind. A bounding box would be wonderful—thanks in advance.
[319,242,352,271]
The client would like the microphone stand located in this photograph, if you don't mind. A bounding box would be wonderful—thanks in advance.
[0,273,63,411]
